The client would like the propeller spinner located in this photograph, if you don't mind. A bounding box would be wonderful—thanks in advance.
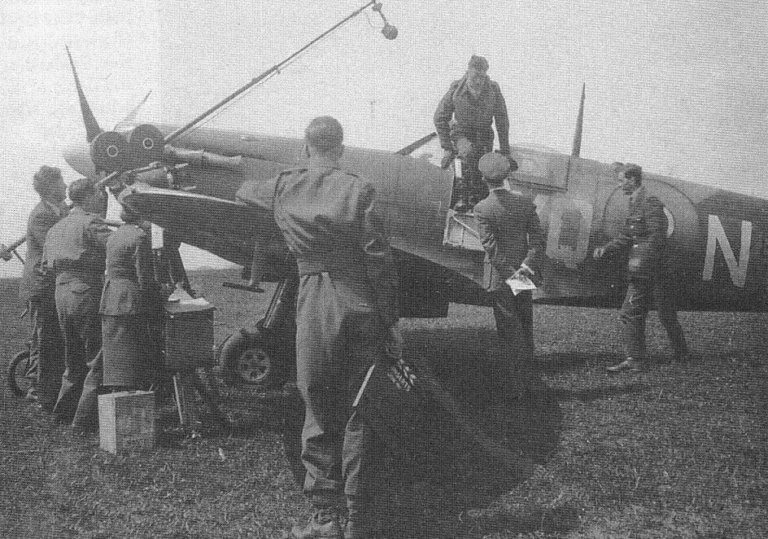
[67,46,165,174]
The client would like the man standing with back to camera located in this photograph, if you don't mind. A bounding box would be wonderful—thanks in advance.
[261,116,398,539]
[44,178,111,434]
[19,165,68,411]
[473,152,545,381]
[593,163,690,373]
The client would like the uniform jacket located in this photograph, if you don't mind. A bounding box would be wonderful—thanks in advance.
[43,206,110,288]
[603,186,667,278]
[434,75,510,154]
[271,156,399,326]
[19,200,67,302]
[99,223,156,315]
[473,188,545,291]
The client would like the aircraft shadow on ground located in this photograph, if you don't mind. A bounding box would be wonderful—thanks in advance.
[368,327,566,538]
[158,326,567,537]
[538,351,593,373]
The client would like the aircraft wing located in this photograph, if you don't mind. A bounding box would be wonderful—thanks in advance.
[120,183,279,267]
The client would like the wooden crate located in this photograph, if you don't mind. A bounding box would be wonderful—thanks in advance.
[98,390,156,454]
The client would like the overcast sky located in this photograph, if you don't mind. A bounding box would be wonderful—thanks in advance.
[1,0,767,277]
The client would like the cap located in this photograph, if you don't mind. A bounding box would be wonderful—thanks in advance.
[304,116,344,151]
[468,55,489,72]
[478,152,510,181]
[623,163,642,180]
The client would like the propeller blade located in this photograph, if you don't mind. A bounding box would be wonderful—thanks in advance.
[65,45,102,142]
[116,90,152,129]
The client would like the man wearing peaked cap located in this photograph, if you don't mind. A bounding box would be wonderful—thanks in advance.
[473,152,545,384]
[434,55,511,212]
[478,151,518,182]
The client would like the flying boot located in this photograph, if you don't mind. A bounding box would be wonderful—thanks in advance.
[291,509,343,539]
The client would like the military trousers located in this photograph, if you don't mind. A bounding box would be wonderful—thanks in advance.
[455,137,491,205]
[295,272,384,516]
[620,276,688,360]
[28,293,65,409]
[488,287,535,369]
[53,279,103,430]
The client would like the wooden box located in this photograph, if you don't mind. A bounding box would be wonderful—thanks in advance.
[98,390,156,454]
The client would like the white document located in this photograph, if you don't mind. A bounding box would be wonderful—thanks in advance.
[506,274,537,296]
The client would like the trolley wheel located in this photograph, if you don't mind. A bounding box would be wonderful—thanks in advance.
[7,349,34,398]
[218,329,286,389]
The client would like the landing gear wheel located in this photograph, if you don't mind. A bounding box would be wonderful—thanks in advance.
[236,345,274,386]
[218,329,285,389]
[8,349,33,398]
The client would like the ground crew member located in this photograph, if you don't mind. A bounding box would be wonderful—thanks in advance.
[100,207,160,391]
[260,116,398,539]
[473,152,545,377]
[434,55,511,212]
[593,163,690,373]
[44,178,110,433]
[18,166,69,410]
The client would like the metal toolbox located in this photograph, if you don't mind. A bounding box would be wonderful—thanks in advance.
[164,298,215,371]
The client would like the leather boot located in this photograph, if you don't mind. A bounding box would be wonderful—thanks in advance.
[291,509,343,539]
[606,357,645,373]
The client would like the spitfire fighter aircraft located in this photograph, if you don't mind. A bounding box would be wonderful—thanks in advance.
[19,1,768,388]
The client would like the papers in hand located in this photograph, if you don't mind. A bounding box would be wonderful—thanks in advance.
[506,274,537,295]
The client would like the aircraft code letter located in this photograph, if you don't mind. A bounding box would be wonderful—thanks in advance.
[543,197,593,269]
[703,215,752,288]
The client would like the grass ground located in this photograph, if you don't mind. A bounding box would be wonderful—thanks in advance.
[1,268,767,538]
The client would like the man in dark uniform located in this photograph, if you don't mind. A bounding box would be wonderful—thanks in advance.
[262,116,398,539]
[473,152,545,376]
[19,166,68,410]
[593,163,690,373]
[44,178,111,433]
[100,206,160,391]
[434,55,511,211]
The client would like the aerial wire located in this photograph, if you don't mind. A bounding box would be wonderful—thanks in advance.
[165,0,388,144]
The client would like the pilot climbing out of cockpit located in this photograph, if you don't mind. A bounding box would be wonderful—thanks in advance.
[593,163,691,373]
[434,55,511,212]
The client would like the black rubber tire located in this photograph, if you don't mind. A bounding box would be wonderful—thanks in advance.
[218,329,286,389]
[7,349,33,398]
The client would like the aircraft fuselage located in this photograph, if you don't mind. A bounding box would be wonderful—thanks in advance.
[66,123,768,313]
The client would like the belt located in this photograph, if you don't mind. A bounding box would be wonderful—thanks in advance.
[295,256,364,277]
[55,269,104,285]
